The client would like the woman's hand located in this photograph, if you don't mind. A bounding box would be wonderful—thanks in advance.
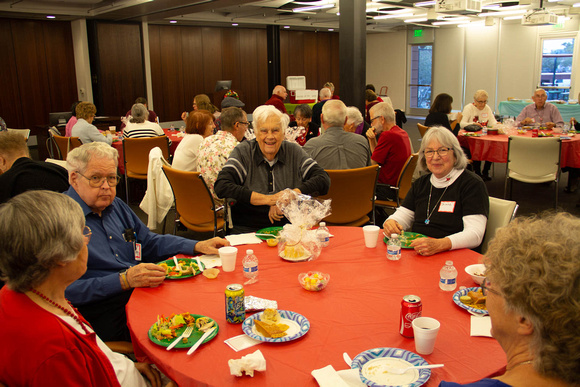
[135,363,161,387]
[411,237,452,256]
[383,219,403,236]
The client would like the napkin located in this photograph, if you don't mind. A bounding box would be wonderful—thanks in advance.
[197,254,221,269]
[225,233,263,246]
[312,365,349,387]
[224,334,262,352]
[228,349,266,377]
[470,315,492,337]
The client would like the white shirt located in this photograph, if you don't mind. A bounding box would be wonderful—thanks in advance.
[172,133,204,171]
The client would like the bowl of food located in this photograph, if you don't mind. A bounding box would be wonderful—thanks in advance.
[465,264,486,285]
[298,271,330,291]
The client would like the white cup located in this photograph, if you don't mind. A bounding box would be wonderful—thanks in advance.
[412,317,440,355]
[362,225,380,248]
[108,126,116,135]
[219,246,238,272]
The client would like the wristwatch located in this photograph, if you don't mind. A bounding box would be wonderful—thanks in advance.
[119,269,130,290]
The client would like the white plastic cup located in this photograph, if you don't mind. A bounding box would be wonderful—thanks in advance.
[219,246,238,272]
[362,225,380,248]
[412,317,441,355]
[108,126,116,135]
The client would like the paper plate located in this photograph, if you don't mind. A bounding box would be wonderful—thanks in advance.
[453,287,488,315]
[242,310,310,342]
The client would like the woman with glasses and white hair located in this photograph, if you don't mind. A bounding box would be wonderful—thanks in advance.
[0,191,172,387]
[441,212,580,387]
[383,126,489,256]
[460,90,497,181]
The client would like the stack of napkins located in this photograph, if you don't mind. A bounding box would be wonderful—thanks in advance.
[312,365,365,387]
[470,315,492,337]
[228,349,266,377]
[225,233,263,246]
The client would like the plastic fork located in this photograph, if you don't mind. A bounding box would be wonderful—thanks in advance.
[386,364,444,375]
[172,256,181,271]
[166,325,194,351]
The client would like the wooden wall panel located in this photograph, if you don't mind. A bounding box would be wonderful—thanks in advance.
[95,22,145,117]
[148,25,164,118]
[0,20,23,127]
[201,28,223,94]
[180,26,204,115]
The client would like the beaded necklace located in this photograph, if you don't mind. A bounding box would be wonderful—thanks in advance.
[506,360,533,371]
[30,288,91,335]
[425,177,451,225]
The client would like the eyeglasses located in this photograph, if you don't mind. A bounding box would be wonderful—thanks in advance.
[236,121,250,126]
[424,147,452,158]
[83,226,92,244]
[481,278,500,296]
[476,100,488,104]
[370,116,381,123]
[77,171,120,188]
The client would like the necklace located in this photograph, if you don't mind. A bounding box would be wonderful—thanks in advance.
[30,288,91,335]
[506,360,533,371]
[425,179,450,225]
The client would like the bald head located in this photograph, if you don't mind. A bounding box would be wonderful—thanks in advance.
[273,85,288,99]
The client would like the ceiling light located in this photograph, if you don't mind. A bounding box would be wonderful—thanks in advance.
[284,25,290,28]
[478,9,526,17]
[374,12,414,19]
[414,1,436,6]
[482,4,500,9]
[574,3,580,6]
[46,15,56,19]
[328,28,334,31]
[404,17,428,22]
[293,4,335,12]
[232,23,238,26]
[169,20,177,23]
[433,19,472,25]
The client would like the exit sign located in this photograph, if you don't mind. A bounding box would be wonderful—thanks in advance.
[414,29,423,37]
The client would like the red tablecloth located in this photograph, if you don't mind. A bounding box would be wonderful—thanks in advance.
[112,129,182,174]
[126,227,505,387]
[458,130,580,168]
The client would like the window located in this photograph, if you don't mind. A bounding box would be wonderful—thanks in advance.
[539,38,575,100]
[409,44,433,110]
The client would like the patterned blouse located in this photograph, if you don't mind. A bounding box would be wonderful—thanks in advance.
[197,131,239,204]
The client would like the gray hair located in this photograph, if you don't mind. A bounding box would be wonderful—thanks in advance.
[321,100,347,127]
[319,87,332,100]
[346,107,364,127]
[130,103,148,123]
[418,126,468,171]
[0,191,85,292]
[294,104,312,119]
[474,90,488,101]
[369,102,395,124]
[66,142,119,175]
[252,105,289,131]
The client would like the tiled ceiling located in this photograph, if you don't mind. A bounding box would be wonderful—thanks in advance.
[0,0,578,32]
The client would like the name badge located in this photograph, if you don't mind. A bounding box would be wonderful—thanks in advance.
[438,201,456,213]
[134,242,142,261]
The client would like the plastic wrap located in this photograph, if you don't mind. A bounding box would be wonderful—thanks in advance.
[244,296,278,311]
[285,126,306,143]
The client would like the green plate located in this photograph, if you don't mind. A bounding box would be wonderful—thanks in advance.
[157,257,204,279]
[148,314,218,349]
[255,226,283,240]
[383,231,428,249]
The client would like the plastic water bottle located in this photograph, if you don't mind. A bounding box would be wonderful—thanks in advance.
[387,234,401,261]
[482,123,488,135]
[170,124,175,131]
[242,249,258,279]
[439,260,458,291]
[316,222,330,247]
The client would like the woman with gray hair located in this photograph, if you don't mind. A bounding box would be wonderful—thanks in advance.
[345,106,364,133]
[441,212,580,387]
[123,103,165,140]
[72,102,113,145]
[0,190,171,387]
[383,126,489,256]
[289,103,320,145]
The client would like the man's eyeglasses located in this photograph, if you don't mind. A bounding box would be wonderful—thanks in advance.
[236,121,250,126]
[83,226,92,244]
[481,278,500,296]
[77,172,120,188]
[370,116,381,123]
[424,147,452,158]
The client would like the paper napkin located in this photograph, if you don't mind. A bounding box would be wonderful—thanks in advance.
[224,334,262,352]
[312,365,350,387]
[229,349,266,377]
[225,233,263,246]
[470,315,492,337]
[197,254,221,269]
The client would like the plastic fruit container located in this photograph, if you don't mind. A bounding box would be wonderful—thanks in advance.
[298,271,330,291]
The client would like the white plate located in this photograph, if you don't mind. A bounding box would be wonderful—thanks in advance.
[453,287,488,315]
[242,310,310,342]
[279,250,311,262]
[352,347,430,387]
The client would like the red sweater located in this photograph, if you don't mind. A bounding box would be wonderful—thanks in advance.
[264,94,287,114]
[0,287,120,387]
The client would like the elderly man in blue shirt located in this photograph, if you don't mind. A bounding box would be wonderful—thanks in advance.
[64,142,228,342]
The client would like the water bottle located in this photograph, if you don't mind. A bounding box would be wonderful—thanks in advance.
[482,123,488,135]
[439,260,458,291]
[316,222,330,247]
[242,249,258,279]
[387,234,401,261]
[170,124,175,131]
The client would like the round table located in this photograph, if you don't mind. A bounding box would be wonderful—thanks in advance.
[126,226,505,387]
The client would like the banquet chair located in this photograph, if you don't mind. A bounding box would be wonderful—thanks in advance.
[375,153,419,211]
[50,133,82,160]
[504,136,561,208]
[7,128,30,141]
[123,136,169,204]
[481,197,518,254]
[318,165,380,226]
[162,164,226,236]
[417,123,429,138]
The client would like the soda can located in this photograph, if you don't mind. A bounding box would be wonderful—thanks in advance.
[225,284,245,324]
[532,129,539,137]
[400,295,422,337]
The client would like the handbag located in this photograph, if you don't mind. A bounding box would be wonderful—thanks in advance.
[464,124,480,132]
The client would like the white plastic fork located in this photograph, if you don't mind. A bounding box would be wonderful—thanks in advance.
[166,325,194,351]
[386,364,444,375]
[172,256,181,271]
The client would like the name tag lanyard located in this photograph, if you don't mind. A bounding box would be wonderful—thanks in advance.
[425,180,451,225]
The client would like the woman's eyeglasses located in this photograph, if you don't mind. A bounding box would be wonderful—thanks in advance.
[424,147,452,158]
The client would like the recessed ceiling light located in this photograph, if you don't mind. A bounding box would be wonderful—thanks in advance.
[232,23,239,26]
[46,15,56,19]
[169,20,177,23]
[284,25,290,28]
[328,28,334,31]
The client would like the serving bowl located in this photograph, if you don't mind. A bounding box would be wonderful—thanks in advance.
[465,264,486,285]
[298,271,330,291]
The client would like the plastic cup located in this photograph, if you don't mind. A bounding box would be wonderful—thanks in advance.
[108,126,116,135]
[219,246,238,272]
[362,225,380,248]
[412,317,440,355]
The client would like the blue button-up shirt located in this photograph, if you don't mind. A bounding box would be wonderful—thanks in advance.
[64,186,197,305]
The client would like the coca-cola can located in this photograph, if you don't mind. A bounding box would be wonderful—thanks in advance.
[400,295,422,337]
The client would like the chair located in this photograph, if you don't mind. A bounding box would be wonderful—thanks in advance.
[7,128,30,141]
[123,136,170,204]
[417,123,429,138]
[50,133,82,160]
[318,165,380,226]
[481,197,518,254]
[504,136,561,208]
[162,164,225,236]
[375,153,419,211]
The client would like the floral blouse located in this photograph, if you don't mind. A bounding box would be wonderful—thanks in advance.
[197,131,239,204]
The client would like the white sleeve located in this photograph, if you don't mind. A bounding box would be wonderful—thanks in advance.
[386,206,415,231]
[447,214,487,250]
[460,105,473,128]
[486,105,498,127]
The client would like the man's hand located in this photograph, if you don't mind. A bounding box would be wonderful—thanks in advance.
[366,127,376,141]
[194,237,230,255]
[268,205,284,224]
[127,263,166,288]
[545,121,555,130]
[180,111,188,121]
[521,117,533,125]
[135,363,161,387]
